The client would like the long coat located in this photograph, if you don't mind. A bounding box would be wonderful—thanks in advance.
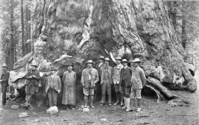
[119,66,132,97]
[62,71,76,105]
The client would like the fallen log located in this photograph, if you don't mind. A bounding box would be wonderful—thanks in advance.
[147,77,177,100]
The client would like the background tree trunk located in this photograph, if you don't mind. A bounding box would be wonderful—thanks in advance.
[8,0,16,70]
[25,2,31,54]
[21,0,25,55]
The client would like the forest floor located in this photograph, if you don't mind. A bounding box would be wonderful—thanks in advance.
[0,71,199,125]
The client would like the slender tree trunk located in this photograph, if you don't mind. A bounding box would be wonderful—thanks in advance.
[9,0,15,70]
[25,3,31,53]
[21,0,25,55]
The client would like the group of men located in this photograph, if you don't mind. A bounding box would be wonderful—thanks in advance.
[81,56,146,112]
[0,55,146,112]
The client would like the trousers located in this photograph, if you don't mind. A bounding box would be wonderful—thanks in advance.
[47,88,58,107]
[1,84,7,105]
[101,80,111,104]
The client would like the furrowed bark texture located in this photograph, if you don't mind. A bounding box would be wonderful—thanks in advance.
[12,0,197,105]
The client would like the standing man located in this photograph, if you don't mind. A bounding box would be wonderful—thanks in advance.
[25,61,40,107]
[100,57,113,106]
[62,63,77,109]
[112,57,123,106]
[120,59,132,112]
[45,66,62,108]
[0,63,9,105]
[95,56,104,102]
[130,58,146,112]
[81,60,99,108]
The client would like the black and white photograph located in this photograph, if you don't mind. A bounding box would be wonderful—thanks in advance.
[0,0,199,124]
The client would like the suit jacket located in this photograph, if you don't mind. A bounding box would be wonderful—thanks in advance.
[101,65,113,84]
[81,67,99,89]
[45,74,62,92]
[26,70,40,86]
[0,71,9,86]
[131,66,146,89]
[120,66,132,88]
[96,62,104,77]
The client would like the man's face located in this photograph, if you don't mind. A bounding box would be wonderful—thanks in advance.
[122,62,127,67]
[99,59,104,63]
[2,67,7,72]
[134,62,139,67]
[68,66,73,71]
[130,62,134,67]
[87,63,92,68]
[116,60,121,65]
[31,66,37,71]
[105,61,109,66]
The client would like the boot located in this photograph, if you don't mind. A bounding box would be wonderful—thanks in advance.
[126,98,131,112]
[122,97,127,109]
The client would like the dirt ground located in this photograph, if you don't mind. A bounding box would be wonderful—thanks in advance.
[0,72,199,125]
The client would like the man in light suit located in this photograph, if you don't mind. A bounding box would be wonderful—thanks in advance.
[120,59,132,112]
[81,60,99,108]
[100,57,113,106]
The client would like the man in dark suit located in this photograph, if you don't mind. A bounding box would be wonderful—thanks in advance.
[95,56,104,102]
[120,59,132,112]
[0,63,9,105]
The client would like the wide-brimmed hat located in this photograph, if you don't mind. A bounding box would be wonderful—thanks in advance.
[132,58,141,63]
[115,57,122,60]
[99,56,105,60]
[30,61,38,67]
[105,57,110,61]
[2,63,7,67]
[87,60,94,64]
[122,59,128,63]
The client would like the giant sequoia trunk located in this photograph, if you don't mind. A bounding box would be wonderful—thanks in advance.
[12,0,197,104]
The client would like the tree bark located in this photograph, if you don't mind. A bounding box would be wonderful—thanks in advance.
[13,0,197,104]
[25,3,31,54]
[8,0,16,70]
[181,0,187,49]
[21,0,25,55]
